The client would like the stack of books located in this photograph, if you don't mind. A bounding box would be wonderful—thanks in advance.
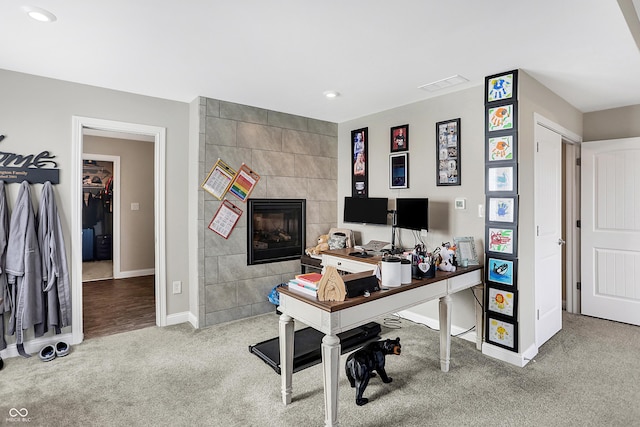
[287,272,323,297]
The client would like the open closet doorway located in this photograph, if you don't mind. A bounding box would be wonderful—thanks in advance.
[71,117,167,345]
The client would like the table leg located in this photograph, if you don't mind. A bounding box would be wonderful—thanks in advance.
[321,334,341,427]
[279,313,294,405]
[472,284,484,351]
[439,294,452,372]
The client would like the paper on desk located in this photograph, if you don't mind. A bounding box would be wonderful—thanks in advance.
[361,240,391,252]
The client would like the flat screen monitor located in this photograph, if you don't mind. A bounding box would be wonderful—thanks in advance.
[395,198,428,231]
[343,197,389,225]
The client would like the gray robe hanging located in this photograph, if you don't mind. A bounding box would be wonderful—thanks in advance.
[0,181,10,351]
[38,181,71,333]
[6,181,42,357]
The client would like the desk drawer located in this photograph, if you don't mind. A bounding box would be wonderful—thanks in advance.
[447,269,482,293]
[322,255,376,274]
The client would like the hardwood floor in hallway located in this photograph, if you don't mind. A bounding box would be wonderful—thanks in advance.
[82,275,156,339]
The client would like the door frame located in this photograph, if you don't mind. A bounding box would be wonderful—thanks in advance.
[534,114,582,314]
[71,116,167,345]
[82,153,121,279]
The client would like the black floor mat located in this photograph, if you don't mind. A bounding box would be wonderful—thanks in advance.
[249,322,381,375]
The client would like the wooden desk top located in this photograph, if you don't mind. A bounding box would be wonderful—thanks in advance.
[279,248,482,313]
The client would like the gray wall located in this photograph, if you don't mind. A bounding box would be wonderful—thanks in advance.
[84,136,155,272]
[583,105,640,141]
[197,98,338,327]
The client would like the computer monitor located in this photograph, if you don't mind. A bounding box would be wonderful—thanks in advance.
[395,198,428,231]
[343,197,389,225]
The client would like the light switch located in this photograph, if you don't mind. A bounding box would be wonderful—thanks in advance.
[131,202,140,211]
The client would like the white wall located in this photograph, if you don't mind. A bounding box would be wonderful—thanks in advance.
[338,85,486,330]
[0,69,191,319]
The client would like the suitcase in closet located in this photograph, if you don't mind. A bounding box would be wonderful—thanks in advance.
[82,228,94,261]
[95,234,112,260]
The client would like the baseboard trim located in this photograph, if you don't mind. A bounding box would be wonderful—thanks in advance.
[114,268,155,279]
[165,311,193,327]
[0,332,74,360]
[396,310,477,344]
[482,342,538,367]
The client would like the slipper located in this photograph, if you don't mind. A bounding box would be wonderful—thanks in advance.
[39,345,56,362]
[55,342,70,357]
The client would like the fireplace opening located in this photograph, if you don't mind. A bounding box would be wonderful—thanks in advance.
[247,199,306,265]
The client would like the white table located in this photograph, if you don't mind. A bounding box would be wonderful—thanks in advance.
[278,249,483,427]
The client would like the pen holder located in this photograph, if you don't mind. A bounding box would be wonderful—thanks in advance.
[412,253,435,279]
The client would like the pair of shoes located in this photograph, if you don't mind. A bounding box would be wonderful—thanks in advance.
[38,342,70,362]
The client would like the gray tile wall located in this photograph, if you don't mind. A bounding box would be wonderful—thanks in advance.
[198,97,338,327]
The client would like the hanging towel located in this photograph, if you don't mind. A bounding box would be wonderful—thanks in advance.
[38,181,72,334]
[0,181,10,351]
[6,181,43,357]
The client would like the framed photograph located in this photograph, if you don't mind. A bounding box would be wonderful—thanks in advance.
[389,152,408,189]
[486,225,517,256]
[486,164,517,195]
[487,256,517,287]
[487,195,518,224]
[453,236,479,265]
[436,118,461,186]
[487,132,517,163]
[390,124,409,152]
[486,102,517,133]
[486,285,518,319]
[485,69,518,103]
[486,314,518,352]
[351,127,368,197]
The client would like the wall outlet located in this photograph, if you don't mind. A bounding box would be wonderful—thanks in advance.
[131,202,140,211]
[172,280,182,294]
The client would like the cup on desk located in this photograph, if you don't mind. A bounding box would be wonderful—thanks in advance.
[460,259,468,268]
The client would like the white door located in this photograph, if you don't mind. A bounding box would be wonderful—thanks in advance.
[534,125,563,346]
[581,137,640,326]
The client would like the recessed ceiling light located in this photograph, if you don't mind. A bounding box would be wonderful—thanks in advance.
[418,75,468,92]
[23,6,57,23]
[323,90,340,99]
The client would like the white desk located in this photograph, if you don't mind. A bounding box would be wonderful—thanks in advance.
[278,249,483,427]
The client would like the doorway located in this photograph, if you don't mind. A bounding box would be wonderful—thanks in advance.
[71,117,167,345]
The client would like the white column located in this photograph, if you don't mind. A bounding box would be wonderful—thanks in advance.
[439,294,452,372]
[279,313,294,404]
[321,334,341,427]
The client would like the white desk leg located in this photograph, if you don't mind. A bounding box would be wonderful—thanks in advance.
[321,334,341,427]
[439,294,452,372]
[279,313,294,405]
[472,284,484,351]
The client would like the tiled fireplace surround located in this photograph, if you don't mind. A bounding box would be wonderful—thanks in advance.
[198,97,338,327]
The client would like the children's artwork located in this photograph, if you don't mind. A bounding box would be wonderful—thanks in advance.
[487,196,517,224]
[488,134,515,162]
[436,118,461,186]
[208,199,243,239]
[487,257,516,286]
[201,158,236,200]
[487,103,515,132]
[229,163,260,202]
[485,70,517,103]
[486,226,516,256]
[486,165,516,194]
[487,286,517,318]
[486,316,518,351]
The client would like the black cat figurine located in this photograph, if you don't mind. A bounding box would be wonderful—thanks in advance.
[345,337,401,406]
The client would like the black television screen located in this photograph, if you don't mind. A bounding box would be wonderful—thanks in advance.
[395,198,428,231]
[344,197,389,225]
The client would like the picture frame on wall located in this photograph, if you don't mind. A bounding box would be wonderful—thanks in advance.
[486,225,518,257]
[486,285,518,319]
[485,69,518,104]
[487,195,518,224]
[389,152,409,189]
[390,124,409,152]
[486,256,517,287]
[487,132,517,163]
[486,164,518,195]
[486,314,518,352]
[436,118,461,186]
[486,102,517,133]
[351,127,368,197]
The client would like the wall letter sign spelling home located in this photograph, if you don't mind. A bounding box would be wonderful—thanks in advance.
[0,134,60,184]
